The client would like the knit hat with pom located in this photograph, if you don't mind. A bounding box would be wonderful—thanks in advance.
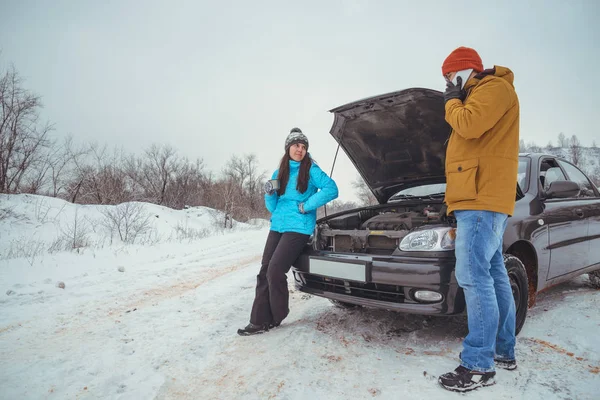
[284,127,309,151]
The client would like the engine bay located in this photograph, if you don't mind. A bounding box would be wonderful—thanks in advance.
[315,203,452,254]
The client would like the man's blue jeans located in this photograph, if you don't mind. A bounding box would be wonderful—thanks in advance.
[454,210,516,372]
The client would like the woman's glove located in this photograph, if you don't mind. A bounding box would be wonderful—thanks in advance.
[298,202,305,214]
[264,181,276,195]
[264,179,280,195]
[264,181,275,195]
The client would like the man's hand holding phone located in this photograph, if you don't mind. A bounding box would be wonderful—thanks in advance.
[444,76,466,104]
[444,68,472,104]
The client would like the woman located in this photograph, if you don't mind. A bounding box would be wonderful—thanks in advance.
[238,127,338,336]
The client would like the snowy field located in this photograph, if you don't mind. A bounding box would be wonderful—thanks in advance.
[1,194,599,399]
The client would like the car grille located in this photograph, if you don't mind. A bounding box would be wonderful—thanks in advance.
[332,235,352,251]
[294,272,405,303]
[331,235,398,255]
[367,235,399,250]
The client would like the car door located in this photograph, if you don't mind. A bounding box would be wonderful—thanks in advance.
[557,159,600,268]
[539,158,589,280]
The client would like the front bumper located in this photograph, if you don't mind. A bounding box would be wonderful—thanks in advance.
[292,250,465,315]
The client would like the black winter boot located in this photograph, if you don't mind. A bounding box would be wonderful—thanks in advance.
[438,365,496,392]
[237,323,269,336]
[495,357,517,370]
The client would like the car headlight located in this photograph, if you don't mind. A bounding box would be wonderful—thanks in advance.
[399,227,456,251]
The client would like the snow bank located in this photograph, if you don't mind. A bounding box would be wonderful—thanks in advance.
[0,194,261,261]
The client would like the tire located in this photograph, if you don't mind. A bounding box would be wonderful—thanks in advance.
[589,270,600,288]
[504,254,529,336]
[329,299,361,309]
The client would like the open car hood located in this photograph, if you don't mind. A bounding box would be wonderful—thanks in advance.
[329,88,451,203]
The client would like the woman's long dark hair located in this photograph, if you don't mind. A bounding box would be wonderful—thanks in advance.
[277,152,312,195]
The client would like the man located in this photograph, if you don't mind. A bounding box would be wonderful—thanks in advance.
[437,47,520,392]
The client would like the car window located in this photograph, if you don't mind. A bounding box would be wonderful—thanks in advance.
[557,160,597,198]
[541,166,567,192]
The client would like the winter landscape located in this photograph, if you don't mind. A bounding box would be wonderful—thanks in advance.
[1,194,599,400]
[2,1,600,399]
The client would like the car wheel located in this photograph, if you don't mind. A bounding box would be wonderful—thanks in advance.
[589,270,600,289]
[504,254,529,336]
[329,299,361,309]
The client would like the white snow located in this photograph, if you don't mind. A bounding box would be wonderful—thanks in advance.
[1,194,599,399]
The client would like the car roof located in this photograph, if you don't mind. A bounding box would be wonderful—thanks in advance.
[519,152,565,161]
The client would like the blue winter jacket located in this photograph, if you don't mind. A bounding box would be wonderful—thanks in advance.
[265,159,338,235]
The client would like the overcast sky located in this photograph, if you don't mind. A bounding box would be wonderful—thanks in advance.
[2,0,599,202]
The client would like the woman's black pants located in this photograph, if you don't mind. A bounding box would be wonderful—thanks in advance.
[250,230,310,325]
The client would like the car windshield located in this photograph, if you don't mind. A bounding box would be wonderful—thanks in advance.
[388,157,530,202]
[388,183,447,201]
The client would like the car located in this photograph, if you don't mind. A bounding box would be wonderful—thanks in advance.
[291,88,600,334]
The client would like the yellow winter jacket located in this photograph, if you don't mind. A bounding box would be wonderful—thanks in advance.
[444,66,520,216]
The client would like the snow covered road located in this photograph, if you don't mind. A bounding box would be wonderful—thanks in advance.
[1,228,599,399]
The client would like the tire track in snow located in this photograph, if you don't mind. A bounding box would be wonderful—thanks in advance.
[0,255,264,399]
[46,253,262,338]
[0,233,265,336]
[149,259,276,399]
[105,254,261,317]
[520,337,600,374]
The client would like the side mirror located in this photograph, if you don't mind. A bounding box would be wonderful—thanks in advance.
[546,180,580,199]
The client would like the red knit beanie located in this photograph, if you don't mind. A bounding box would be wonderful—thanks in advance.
[442,47,483,75]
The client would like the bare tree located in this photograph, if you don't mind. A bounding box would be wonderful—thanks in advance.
[590,165,600,187]
[0,64,53,193]
[100,202,152,244]
[212,177,241,228]
[168,157,207,209]
[526,141,542,153]
[67,143,129,205]
[221,153,266,221]
[22,135,89,197]
[592,140,598,149]
[557,132,569,148]
[55,209,90,251]
[242,154,266,215]
[222,156,247,220]
[49,136,88,198]
[223,154,248,189]
[569,135,583,166]
[199,170,216,208]
[123,144,211,209]
[352,175,378,206]
[19,136,56,194]
[125,144,180,205]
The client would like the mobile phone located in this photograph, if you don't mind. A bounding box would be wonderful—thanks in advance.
[452,68,473,89]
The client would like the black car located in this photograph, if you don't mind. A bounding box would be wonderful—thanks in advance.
[292,88,600,334]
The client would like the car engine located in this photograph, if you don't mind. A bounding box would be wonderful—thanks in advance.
[315,204,449,254]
